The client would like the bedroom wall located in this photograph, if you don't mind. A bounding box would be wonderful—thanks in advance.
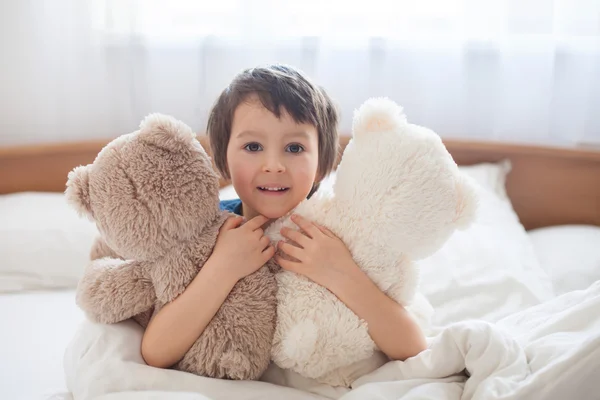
[1,0,599,148]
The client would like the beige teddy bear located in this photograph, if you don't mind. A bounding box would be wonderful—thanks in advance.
[266,97,479,387]
[65,114,278,380]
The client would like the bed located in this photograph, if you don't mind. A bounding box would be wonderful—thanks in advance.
[1,136,599,400]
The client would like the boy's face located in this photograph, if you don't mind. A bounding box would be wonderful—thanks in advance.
[227,95,320,220]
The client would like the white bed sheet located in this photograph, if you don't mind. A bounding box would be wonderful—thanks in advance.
[0,289,84,400]
[63,280,600,400]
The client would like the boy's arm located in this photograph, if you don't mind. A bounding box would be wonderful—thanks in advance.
[141,257,238,368]
[141,213,272,369]
[324,262,428,361]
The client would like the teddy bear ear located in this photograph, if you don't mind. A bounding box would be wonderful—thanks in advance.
[65,165,94,221]
[352,97,408,137]
[453,174,479,230]
[138,113,197,152]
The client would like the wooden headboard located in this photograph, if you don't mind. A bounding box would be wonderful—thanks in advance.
[1,136,599,230]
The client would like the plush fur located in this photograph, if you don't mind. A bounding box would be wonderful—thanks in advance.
[265,98,479,387]
[66,114,278,380]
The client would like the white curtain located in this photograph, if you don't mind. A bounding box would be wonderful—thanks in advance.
[1,0,599,147]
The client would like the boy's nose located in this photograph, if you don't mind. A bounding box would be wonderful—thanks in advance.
[262,156,285,173]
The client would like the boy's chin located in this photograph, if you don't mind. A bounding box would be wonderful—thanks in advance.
[253,204,294,220]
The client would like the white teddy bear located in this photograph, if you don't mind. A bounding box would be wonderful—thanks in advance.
[266,97,479,387]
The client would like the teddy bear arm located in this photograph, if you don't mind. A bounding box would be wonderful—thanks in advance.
[150,258,198,305]
[76,258,155,324]
[90,235,123,261]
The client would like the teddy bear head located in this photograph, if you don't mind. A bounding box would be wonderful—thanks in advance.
[333,98,478,260]
[65,114,221,261]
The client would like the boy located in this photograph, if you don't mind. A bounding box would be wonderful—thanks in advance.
[141,64,427,378]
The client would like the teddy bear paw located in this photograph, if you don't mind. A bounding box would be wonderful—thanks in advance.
[220,350,253,380]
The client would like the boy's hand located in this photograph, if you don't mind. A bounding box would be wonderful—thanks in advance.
[275,214,358,289]
[209,215,274,282]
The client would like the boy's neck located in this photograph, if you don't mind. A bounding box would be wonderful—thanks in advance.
[241,201,275,229]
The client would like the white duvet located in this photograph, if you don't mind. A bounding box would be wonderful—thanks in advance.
[63,280,600,400]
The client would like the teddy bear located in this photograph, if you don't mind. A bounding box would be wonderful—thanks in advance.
[65,114,278,381]
[265,97,479,387]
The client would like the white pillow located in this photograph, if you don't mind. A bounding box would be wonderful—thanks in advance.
[458,159,512,201]
[0,192,98,293]
[417,163,556,329]
[528,225,600,296]
[0,187,238,293]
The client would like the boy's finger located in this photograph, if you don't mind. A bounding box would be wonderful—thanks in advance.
[220,215,243,232]
[278,241,304,262]
[280,226,309,248]
[290,214,320,239]
[316,224,335,238]
[245,215,270,231]
[259,235,271,249]
[262,245,276,262]
[274,255,298,273]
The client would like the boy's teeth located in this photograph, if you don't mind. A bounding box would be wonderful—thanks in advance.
[259,187,287,191]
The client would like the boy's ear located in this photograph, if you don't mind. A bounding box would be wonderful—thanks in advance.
[65,165,94,220]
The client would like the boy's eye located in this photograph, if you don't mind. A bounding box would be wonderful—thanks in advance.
[244,142,262,152]
[286,143,304,154]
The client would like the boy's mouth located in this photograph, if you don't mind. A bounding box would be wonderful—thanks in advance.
[257,186,290,193]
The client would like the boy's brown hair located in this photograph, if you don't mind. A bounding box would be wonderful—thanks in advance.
[207,64,339,197]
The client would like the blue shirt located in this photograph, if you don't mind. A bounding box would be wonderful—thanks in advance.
[219,198,243,216]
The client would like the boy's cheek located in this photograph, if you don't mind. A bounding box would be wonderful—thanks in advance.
[229,163,255,194]
[296,165,320,188]
[289,155,319,177]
